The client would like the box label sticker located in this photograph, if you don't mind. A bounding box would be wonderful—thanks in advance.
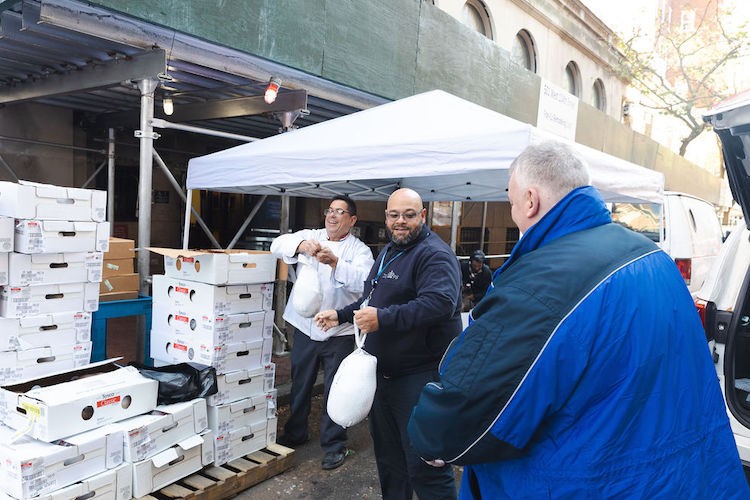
[20,401,41,418]
[97,395,121,408]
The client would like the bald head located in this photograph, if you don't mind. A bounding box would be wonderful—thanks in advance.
[388,188,423,208]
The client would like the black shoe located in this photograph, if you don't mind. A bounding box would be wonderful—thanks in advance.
[321,450,346,470]
[276,434,308,448]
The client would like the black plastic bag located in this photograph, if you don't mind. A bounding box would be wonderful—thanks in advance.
[130,361,218,405]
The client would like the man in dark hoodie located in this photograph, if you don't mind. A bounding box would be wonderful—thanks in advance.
[315,188,462,500]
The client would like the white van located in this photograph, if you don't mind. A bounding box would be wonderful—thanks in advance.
[610,191,723,293]
[699,90,750,474]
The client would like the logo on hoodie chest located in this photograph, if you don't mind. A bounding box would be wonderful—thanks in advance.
[382,270,399,280]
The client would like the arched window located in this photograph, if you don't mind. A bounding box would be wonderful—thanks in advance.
[565,61,581,97]
[511,29,537,73]
[592,78,606,111]
[461,1,493,39]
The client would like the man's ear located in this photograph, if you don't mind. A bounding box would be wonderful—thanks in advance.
[526,188,541,218]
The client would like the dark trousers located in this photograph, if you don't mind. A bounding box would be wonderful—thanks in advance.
[369,370,457,500]
[283,328,355,453]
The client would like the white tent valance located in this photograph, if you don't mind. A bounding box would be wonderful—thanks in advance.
[187,90,664,204]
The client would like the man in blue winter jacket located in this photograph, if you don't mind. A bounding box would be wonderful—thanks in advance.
[316,187,462,500]
[407,142,749,499]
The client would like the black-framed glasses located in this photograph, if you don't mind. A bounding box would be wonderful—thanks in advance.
[385,210,420,221]
[323,207,350,216]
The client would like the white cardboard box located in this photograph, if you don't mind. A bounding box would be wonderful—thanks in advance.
[0,282,99,318]
[267,416,277,446]
[150,248,278,285]
[0,362,158,442]
[111,398,207,463]
[0,342,91,385]
[0,423,123,499]
[4,462,134,500]
[206,364,275,406]
[131,431,213,498]
[0,253,7,286]
[0,312,91,351]
[207,393,270,437]
[0,462,134,500]
[151,329,272,375]
[14,220,110,254]
[151,305,273,344]
[8,252,103,286]
[0,181,106,222]
[152,275,273,316]
[0,217,13,252]
[213,420,267,466]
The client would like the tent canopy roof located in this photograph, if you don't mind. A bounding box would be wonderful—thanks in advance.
[187,90,664,204]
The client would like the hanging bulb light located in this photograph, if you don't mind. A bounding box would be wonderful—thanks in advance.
[162,96,174,116]
[264,77,281,104]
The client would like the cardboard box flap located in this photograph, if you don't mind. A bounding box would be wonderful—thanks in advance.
[229,422,264,440]
[224,340,262,355]
[18,311,82,327]
[38,220,97,231]
[25,182,94,202]
[177,434,205,452]
[230,310,267,326]
[13,345,53,361]
[150,446,180,468]
[148,248,272,259]
[223,370,250,384]
[2,358,122,391]
[20,180,69,199]
[229,397,260,414]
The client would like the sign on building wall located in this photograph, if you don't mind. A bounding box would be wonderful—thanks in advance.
[537,79,579,141]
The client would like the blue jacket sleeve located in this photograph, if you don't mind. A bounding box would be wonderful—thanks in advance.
[407,282,590,465]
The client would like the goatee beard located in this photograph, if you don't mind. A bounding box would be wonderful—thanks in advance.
[388,222,423,246]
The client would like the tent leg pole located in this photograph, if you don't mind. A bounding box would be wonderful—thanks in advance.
[152,150,221,249]
[183,189,193,250]
[480,201,488,251]
[274,195,291,355]
[450,201,460,252]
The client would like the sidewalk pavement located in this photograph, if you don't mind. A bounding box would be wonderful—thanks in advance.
[236,393,383,499]
[240,354,465,499]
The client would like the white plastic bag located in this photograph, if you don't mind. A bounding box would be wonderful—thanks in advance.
[292,256,322,317]
[327,325,377,428]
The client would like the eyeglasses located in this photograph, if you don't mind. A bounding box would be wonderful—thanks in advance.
[385,210,421,221]
[323,207,350,216]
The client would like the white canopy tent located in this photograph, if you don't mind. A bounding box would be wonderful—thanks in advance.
[185,90,664,246]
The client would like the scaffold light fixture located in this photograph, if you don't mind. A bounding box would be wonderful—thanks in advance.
[264,77,281,104]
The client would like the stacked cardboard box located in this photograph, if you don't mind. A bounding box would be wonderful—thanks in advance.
[149,248,279,466]
[0,181,109,384]
[100,237,139,302]
[105,397,213,498]
[0,361,160,499]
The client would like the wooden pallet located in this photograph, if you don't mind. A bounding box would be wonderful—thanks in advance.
[139,443,295,500]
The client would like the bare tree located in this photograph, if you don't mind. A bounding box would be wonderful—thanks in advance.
[616,0,747,156]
